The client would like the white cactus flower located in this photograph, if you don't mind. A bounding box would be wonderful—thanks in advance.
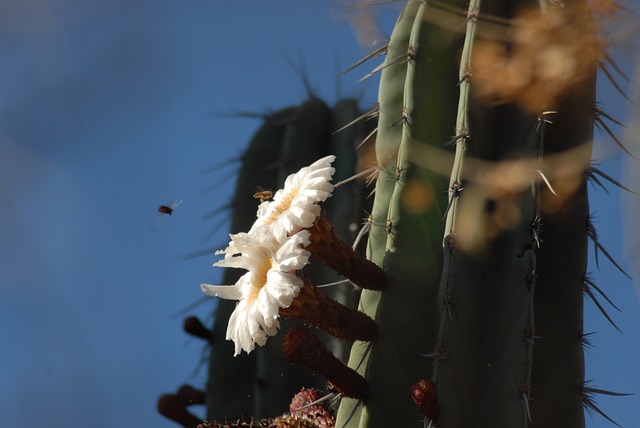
[200,230,311,355]
[249,155,336,244]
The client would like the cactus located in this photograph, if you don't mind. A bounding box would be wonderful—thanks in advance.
[169,96,374,425]
[162,1,633,427]
[334,0,625,427]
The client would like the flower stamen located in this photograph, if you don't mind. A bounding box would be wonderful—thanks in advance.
[200,231,311,355]
[248,258,272,303]
[264,188,298,226]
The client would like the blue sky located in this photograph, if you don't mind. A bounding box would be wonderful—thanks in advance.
[0,1,638,427]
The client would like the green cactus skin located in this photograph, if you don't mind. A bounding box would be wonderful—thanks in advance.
[529,75,596,428]
[277,98,331,181]
[336,2,422,425]
[325,98,368,247]
[337,1,463,426]
[434,128,538,427]
[432,0,542,425]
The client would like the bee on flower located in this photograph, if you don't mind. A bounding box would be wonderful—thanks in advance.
[249,155,337,245]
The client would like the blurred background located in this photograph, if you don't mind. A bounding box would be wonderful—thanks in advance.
[0,1,638,427]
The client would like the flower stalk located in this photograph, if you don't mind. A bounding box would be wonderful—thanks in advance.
[280,279,377,342]
[305,214,385,290]
[283,327,369,400]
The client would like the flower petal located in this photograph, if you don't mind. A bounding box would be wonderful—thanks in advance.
[256,291,280,328]
[200,284,243,300]
[248,155,336,244]
[200,157,339,356]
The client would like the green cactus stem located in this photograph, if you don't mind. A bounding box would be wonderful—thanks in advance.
[432,0,542,424]
[337,1,462,425]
